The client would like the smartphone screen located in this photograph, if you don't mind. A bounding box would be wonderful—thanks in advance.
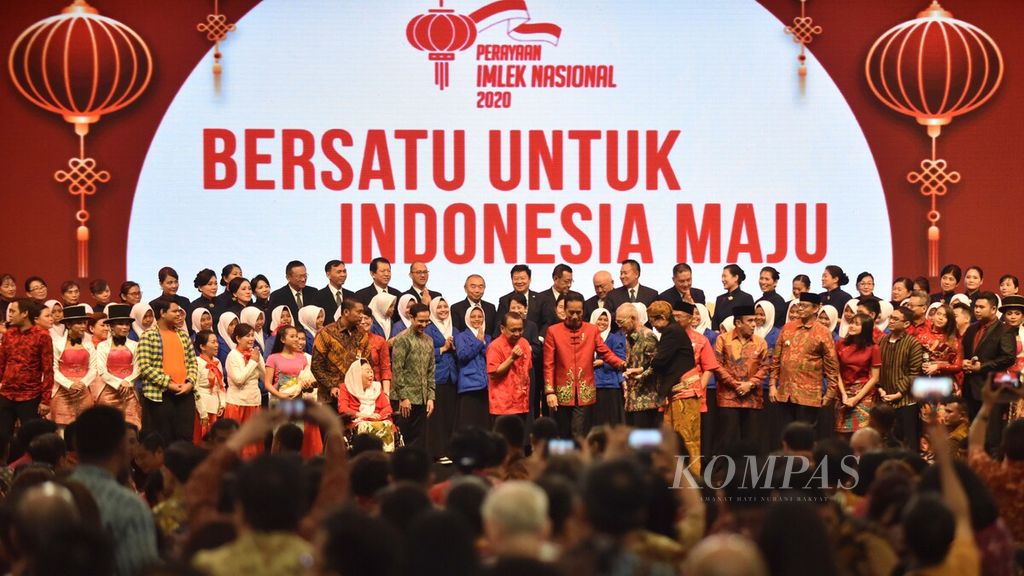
[911,376,953,401]
[628,429,662,450]
[547,439,576,456]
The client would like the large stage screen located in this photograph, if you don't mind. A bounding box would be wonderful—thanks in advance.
[127,0,891,297]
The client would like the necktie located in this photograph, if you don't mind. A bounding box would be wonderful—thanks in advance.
[335,290,342,308]
[629,288,637,303]
[295,291,304,309]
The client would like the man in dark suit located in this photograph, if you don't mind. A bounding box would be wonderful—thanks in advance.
[353,257,403,311]
[495,264,538,336]
[268,260,320,322]
[609,259,658,308]
[658,262,707,308]
[450,274,497,334]
[961,292,1017,454]
[583,270,620,321]
[528,263,581,335]
[315,260,356,325]
[403,261,442,306]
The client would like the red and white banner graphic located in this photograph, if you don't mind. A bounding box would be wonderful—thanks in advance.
[470,0,562,45]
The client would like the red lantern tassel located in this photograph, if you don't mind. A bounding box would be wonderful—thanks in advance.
[435,61,449,90]
[77,224,89,278]
[927,224,939,278]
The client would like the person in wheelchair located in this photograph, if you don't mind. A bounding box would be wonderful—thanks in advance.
[339,358,396,451]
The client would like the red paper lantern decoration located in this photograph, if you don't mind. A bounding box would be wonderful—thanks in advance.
[866,1,1003,276]
[407,1,477,90]
[8,0,153,277]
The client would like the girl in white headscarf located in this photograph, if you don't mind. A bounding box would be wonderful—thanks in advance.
[392,294,418,339]
[631,302,648,327]
[426,297,456,463]
[876,300,894,333]
[216,311,239,367]
[339,358,395,451]
[818,305,840,338]
[368,293,397,340]
[454,306,492,431]
[297,305,325,355]
[838,299,860,339]
[45,300,65,341]
[693,303,713,339]
[239,306,266,354]
[129,303,154,342]
[191,308,213,335]
[925,301,941,323]
[753,300,777,339]
[590,307,626,427]
[720,316,735,333]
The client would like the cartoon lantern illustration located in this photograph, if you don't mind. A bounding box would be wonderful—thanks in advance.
[407,1,477,90]
[866,1,1003,277]
[8,0,153,277]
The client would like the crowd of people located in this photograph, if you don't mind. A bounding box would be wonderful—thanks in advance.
[0,258,1021,576]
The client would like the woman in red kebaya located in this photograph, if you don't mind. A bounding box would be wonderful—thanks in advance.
[834,314,880,436]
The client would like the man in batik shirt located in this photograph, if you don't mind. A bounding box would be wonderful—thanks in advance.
[311,299,370,403]
[769,292,840,433]
[391,303,436,451]
[713,305,769,451]
[615,303,660,428]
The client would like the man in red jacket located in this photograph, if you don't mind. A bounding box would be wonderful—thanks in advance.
[0,298,54,439]
[543,292,625,438]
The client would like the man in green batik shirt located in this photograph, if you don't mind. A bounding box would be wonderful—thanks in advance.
[391,303,435,451]
[616,303,661,428]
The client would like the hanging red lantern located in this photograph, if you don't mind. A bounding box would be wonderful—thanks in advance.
[865,1,1003,276]
[407,0,477,90]
[8,0,153,277]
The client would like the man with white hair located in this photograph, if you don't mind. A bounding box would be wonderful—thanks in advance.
[850,427,883,458]
[481,480,555,561]
[684,534,768,576]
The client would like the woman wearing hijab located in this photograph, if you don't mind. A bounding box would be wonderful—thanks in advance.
[129,303,155,342]
[191,308,213,339]
[837,299,860,339]
[50,305,96,430]
[216,311,239,368]
[339,358,395,451]
[95,304,143,429]
[876,300,894,335]
[45,300,65,342]
[391,294,417,339]
[297,305,325,355]
[426,297,457,464]
[455,306,492,431]
[239,307,267,356]
[591,307,626,427]
[357,309,393,397]
[753,300,780,414]
[818,305,840,338]
[368,292,397,341]
[264,305,293,359]
[692,303,714,341]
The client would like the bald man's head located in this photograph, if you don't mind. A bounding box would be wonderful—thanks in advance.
[13,482,80,558]
[850,427,883,457]
[593,271,614,300]
[684,534,768,576]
